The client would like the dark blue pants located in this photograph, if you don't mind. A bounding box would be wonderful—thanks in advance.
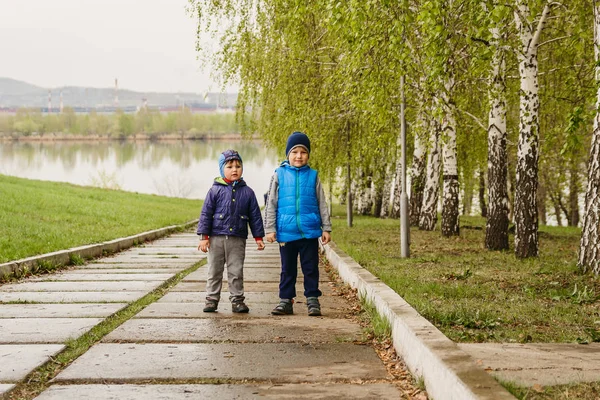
[278,238,322,299]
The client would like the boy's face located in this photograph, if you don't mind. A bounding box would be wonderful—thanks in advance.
[288,146,309,168]
[224,160,243,181]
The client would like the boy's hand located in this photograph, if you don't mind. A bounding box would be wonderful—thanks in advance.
[266,232,276,243]
[198,239,210,253]
[256,240,265,251]
[321,231,331,245]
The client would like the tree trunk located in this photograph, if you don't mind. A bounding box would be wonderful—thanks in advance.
[373,179,383,218]
[355,169,373,215]
[380,163,392,218]
[568,161,580,226]
[409,120,427,226]
[537,179,547,226]
[551,193,563,227]
[390,154,402,219]
[419,120,441,231]
[346,160,353,228]
[507,163,515,223]
[441,78,460,237]
[346,124,353,228]
[479,169,488,218]
[462,172,474,216]
[513,2,550,258]
[578,2,600,274]
[485,25,509,250]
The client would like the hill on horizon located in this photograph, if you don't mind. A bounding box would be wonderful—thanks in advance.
[0,77,237,110]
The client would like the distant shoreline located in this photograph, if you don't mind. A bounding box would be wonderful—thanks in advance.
[0,132,245,142]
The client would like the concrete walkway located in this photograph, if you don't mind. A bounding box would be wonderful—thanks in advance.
[1,233,405,399]
[2,232,599,399]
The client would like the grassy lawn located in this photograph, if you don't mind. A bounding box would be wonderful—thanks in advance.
[0,174,201,264]
[330,205,600,344]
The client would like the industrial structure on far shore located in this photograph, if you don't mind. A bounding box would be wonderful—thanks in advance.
[0,77,237,115]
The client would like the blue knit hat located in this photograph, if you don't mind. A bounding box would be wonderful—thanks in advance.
[285,131,311,157]
[218,149,242,178]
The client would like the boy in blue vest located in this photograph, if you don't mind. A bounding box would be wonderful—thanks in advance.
[265,132,332,316]
[197,149,265,313]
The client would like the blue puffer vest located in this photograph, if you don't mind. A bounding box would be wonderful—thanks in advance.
[276,161,322,242]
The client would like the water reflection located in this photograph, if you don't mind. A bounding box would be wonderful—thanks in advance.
[0,140,280,199]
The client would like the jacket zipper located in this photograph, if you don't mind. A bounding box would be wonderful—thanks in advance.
[295,169,305,238]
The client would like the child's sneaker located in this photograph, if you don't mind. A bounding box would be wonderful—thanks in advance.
[271,299,294,315]
[306,297,321,316]
[232,300,249,313]
[203,300,218,313]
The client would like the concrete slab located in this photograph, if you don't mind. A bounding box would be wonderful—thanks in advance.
[0,291,147,303]
[95,259,196,265]
[130,248,201,255]
[145,297,351,318]
[32,273,176,282]
[169,281,336,292]
[182,267,330,281]
[226,263,281,268]
[123,256,201,261]
[157,292,280,304]
[1,281,162,292]
[79,263,188,270]
[459,342,600,387]
[0,384,15,396]
[98,257,198,263]
[0,318,103,343]
[55,343,388,382]
[136,302,279,318]
[67,268,183,274]
[0,344,64,381]
[104,317,363,343]
[34,383,402,399]
[0,303,126,318]
[183,269,280,282]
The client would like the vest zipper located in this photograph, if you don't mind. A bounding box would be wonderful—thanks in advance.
[295,169,305,238]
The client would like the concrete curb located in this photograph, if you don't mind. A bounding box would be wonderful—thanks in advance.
[323,241,515,400]
[0,219,199,280]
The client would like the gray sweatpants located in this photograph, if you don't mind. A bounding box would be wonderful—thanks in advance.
[206,235,246,303]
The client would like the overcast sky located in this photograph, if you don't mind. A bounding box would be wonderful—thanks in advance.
[0,0,234,93]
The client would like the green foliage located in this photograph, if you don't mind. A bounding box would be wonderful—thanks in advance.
[188,0,600,236]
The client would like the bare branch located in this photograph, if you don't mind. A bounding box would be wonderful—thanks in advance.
[538,35,571,48]
[457,108,487,131]
[531,1,560,48]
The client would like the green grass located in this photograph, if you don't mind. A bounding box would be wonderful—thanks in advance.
[504,380,600,399]
[0,174,201,263]
[331,206,600,344]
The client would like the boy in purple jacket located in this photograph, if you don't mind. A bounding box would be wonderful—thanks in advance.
[197,149,265,313]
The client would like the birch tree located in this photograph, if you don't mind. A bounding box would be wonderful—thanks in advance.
[578,1,600,275]
[410,118,427,226]
[441,75,461,236]
[513,0,555,258]
[420,119,442,230]
[486,7,510,251]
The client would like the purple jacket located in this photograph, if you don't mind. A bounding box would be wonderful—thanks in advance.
[197,177,265,239]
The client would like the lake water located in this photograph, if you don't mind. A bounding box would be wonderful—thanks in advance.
[0,140,281,200]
